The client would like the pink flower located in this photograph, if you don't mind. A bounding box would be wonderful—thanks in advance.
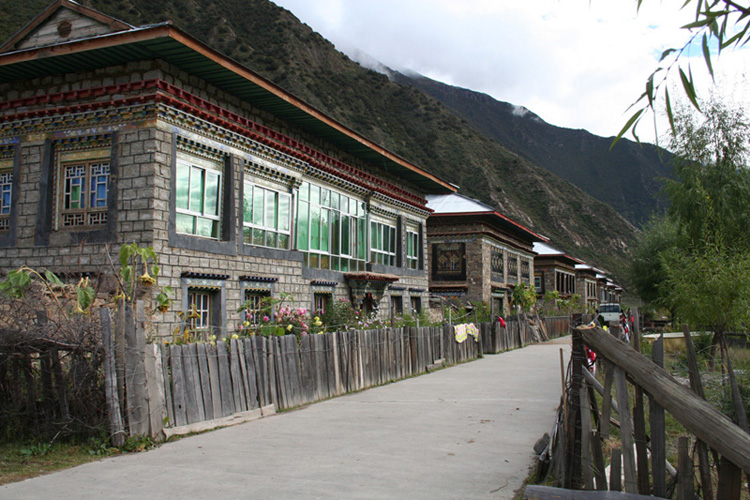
[263,316,270,322]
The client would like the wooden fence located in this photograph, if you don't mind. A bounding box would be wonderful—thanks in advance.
[533,324,750,499]
[102,305,573,442]
[0,343,105,440]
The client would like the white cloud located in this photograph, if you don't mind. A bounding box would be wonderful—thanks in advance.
[271,0,749,143]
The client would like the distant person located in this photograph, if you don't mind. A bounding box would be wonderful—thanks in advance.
[620,313,630,343]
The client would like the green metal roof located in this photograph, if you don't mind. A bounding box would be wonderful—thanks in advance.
[0,24,455,194]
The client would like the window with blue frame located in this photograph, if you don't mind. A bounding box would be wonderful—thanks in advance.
[57,150,110,229]
[0,165,11,232]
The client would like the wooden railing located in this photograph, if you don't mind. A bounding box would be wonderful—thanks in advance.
[530,324,750,499]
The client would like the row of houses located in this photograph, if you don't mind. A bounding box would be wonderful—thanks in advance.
[0,1,621,338]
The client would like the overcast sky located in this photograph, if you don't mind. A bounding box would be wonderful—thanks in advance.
[271,0,749,144]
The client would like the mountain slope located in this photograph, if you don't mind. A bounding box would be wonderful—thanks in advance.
[0,0,639,280]
[393,73,671,226]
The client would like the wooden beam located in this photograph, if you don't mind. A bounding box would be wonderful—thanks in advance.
[524,484,661,499]
[579,325,750,474]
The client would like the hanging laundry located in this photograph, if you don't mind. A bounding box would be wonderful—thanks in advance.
[454,323,479,343]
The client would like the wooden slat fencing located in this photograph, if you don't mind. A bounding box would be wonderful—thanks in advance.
[103,313,572,440]
[157,326,479,431]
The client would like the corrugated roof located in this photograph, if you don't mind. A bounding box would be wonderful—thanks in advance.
[427,193,546,243]
[533,242,563,256]
[425,193,493,213]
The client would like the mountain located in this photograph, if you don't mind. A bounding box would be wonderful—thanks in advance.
[391,72,671,227]
[0,0,640,281]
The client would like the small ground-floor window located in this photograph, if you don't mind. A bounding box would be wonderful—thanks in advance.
[391,295,403,315]
[187,289,214,331]
[243,290,270,325]
[313,293,330,316]
[410,296,422,314]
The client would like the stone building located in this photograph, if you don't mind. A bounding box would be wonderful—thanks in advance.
[574,263,600,312]
[425,193,545,316]
[532,242,582,300]
[534,243,623,311]
[0,1,455,337]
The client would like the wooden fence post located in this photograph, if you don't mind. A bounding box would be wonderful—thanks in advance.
[682,324,715,500]
[563,328,583,489]
[614,366,638,493]
[580,325,750,474]
[677,436,694,500]
[100,307,125,446]
[124,301,149,437]
[650,334,667,498]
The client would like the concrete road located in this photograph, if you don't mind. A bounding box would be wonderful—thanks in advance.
[2,337,570,500]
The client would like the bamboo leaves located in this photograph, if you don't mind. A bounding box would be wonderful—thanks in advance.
[615,0,750,145]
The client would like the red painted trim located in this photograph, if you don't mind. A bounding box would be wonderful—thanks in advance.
[0,79,430,210]
[430,211,547,242]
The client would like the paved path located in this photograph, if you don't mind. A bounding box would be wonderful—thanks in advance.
[2,337,570,500]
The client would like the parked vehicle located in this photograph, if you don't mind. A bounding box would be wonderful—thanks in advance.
[598,303,621,324]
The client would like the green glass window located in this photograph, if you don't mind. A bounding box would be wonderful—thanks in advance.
[406,230,419,269]
[175,159,222,239]
[296,181,366,271]
[297,201,309,251]
[242,180,291,250]
[370,221,398,266]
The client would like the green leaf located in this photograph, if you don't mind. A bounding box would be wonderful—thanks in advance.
[77,285,95,311]
[665,87,676,137]
[679,67,701,111]
[0,279,20,298]
[702,34,715,80]
[119,243,135,268]
[659,48,677,62]
[150,264,160,278]
[611,108,644,150]
[681,19,712,30]
[44,270,63,286]
[120,266,133,289]
[9,269,31,289]
[721,30,744,49]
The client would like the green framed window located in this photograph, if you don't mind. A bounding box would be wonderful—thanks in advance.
[370,220,397,266]
[243,181,291,249]
[406,229,419,269]
[175,158,222,239]
[296,181,366,271]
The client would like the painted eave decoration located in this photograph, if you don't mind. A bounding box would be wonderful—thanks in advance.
[0,0,456,195]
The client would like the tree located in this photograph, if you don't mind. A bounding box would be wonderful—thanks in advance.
[663,99,750,250]
[663,243,750,339]
[618,0,750,142]
[628,215,684,308]
[631,98,750,366]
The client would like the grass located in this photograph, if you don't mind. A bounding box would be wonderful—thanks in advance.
[0,442,107,485]
[0,434,158,485]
